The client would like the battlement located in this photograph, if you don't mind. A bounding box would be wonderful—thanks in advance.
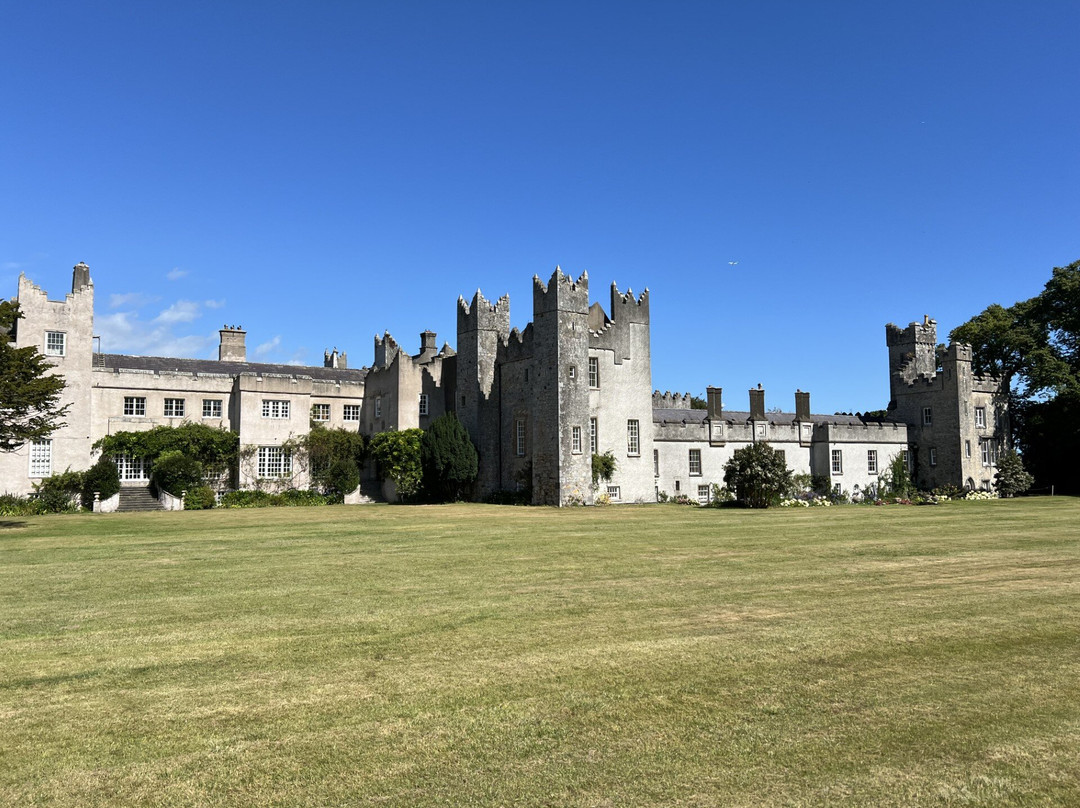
[374,331,401,368]
[533,267,589,315]
[457,290,511,335]
[499,323,534,364]
[652,391,693,409]
[324,348,347,369]
[886,315,937,347]
[610,283,649,325]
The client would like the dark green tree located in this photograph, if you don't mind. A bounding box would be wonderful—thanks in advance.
[81,455,121,509]
[950,259,1080,493]
[324,457,361,497]
[722,442,792,509]
[0,301,69,452]
[151,450,204,496]
[421,413,478,502]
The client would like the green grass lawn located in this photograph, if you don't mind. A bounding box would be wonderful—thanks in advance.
[2,499,1078,807]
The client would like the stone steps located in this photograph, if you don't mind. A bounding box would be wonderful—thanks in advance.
[118,486,164,512]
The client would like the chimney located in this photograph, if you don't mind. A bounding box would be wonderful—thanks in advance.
[749,384,766,420]
[706,386,723,419]
[419,330,438,359]
[795,390,811,421]
[324,348,347,369]
[72,262,91,293]
[219,326,246,362]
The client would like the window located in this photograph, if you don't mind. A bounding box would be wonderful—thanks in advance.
[516,419,526,456]
[590,418,597,454]
[588,357,599,388]
[312,403,330,422]
[675,480,681,492]
[607,485,621,501]
[29,439,52,477]
[966,440,971,458]
[867,450,878,474]
[689,449,702,476]
[115,453,148,481]
[257,446,292,478]
[929,447,937,466]
[572,425,582,454]
[902,450,911,470]
[653,448,659,477]
[627,420,640,455]
[568,365,576,379]
[343,404,360,421]
[974,407,986,428]
[375,397,382,418]
[831,449,843,474]
[202,399,223,418]
[164,398,185,417]
[262,399,290,419]
[922,407,933,426]
[419,394,429,416]
[697,484,710,505]
[833,482,842,495]
[981,440,999,466]
[123,396,146,416]
[45,331,66,357]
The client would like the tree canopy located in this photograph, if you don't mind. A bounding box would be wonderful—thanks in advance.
[0,301,69,452]
[420,413,478,502]
[722,442,792,508]
[950,259,1080,493]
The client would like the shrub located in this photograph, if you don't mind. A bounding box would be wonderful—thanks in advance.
[304,425,366,491]
[279,489,332,506]
[994,450,1034,497]
[723,443,792,508]
[0,493,44,516]
[219,490,275,508]
[184,486,217,510]
[369,429,424,501]
[324,458,361,497]
[80,455,121,510]
[151,451,204,496]
[421,413,478,502]
[33,470,84,513]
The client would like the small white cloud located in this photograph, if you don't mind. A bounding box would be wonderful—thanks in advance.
[109,292,155,309]
[204,299,225,309]
[166,267,188,281]
[155,300,201,325]
[253,336,281,358]
[96,311,216,358]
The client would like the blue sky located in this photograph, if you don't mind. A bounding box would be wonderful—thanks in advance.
[3,1,1078,414]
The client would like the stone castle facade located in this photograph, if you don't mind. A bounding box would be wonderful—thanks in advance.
[1,263,1007,503]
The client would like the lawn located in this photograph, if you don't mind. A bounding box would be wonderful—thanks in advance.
[2,498,1078,807]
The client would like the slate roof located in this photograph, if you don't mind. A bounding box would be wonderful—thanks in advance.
[97,353,369,383]
[652,408,898,427]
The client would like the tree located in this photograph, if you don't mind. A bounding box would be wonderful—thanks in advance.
[0,301,69,451]
[420,413,478,501]
[369,429,424,501]
[81,455,121,510]
[151,450,204,496]
[994,450,1034,497]
[950,259,1080,493]
[722,442,792,508]
[879,452,914,499]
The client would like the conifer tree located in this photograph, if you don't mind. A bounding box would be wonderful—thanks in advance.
[0,301,69,452]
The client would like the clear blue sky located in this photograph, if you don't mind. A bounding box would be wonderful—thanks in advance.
[3,1,1077,414]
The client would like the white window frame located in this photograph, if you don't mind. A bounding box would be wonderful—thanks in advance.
[123,396,146,417]
[262,399,290,419]
[589,418,597,455]
[831,449,843,474]
[627,419,640,456]
[343,404,360,422]
[606,485,621,501]
[257,446,292,478]
[116,453,149,481]
[312,403,330,422]
[697,484,710,505]
[974,407,986,429]
[922,407,933,426]
[653,448,659,477]
[29,439,52,477]
[164,398,185,418]
[688,448,702,476]
[516,419,526,456]
[929,447,937,466]
[419,393,429,416]
[965,440,971,458]
[45,331,66,357]
[572,425,582,454]
[202,399,223,419]
[588,357,599,388]
[867,449,878,474]
[568,365,576,379]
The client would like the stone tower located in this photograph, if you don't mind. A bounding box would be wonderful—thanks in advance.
[456,290,510,494]
[530,268,592,505]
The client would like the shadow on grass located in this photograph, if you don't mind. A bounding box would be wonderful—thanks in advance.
[0,520,27,529]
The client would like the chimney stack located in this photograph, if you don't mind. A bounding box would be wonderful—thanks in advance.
[219,326,246,362]
[749,384,766,420]
[324,348,347,369]
[706,386,723,419]
[72,262,91,293]
[795,390,811,421]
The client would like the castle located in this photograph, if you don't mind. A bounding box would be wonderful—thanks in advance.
[1,263,1007,504]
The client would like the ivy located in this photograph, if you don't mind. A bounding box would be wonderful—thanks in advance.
[369,429,424,501]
